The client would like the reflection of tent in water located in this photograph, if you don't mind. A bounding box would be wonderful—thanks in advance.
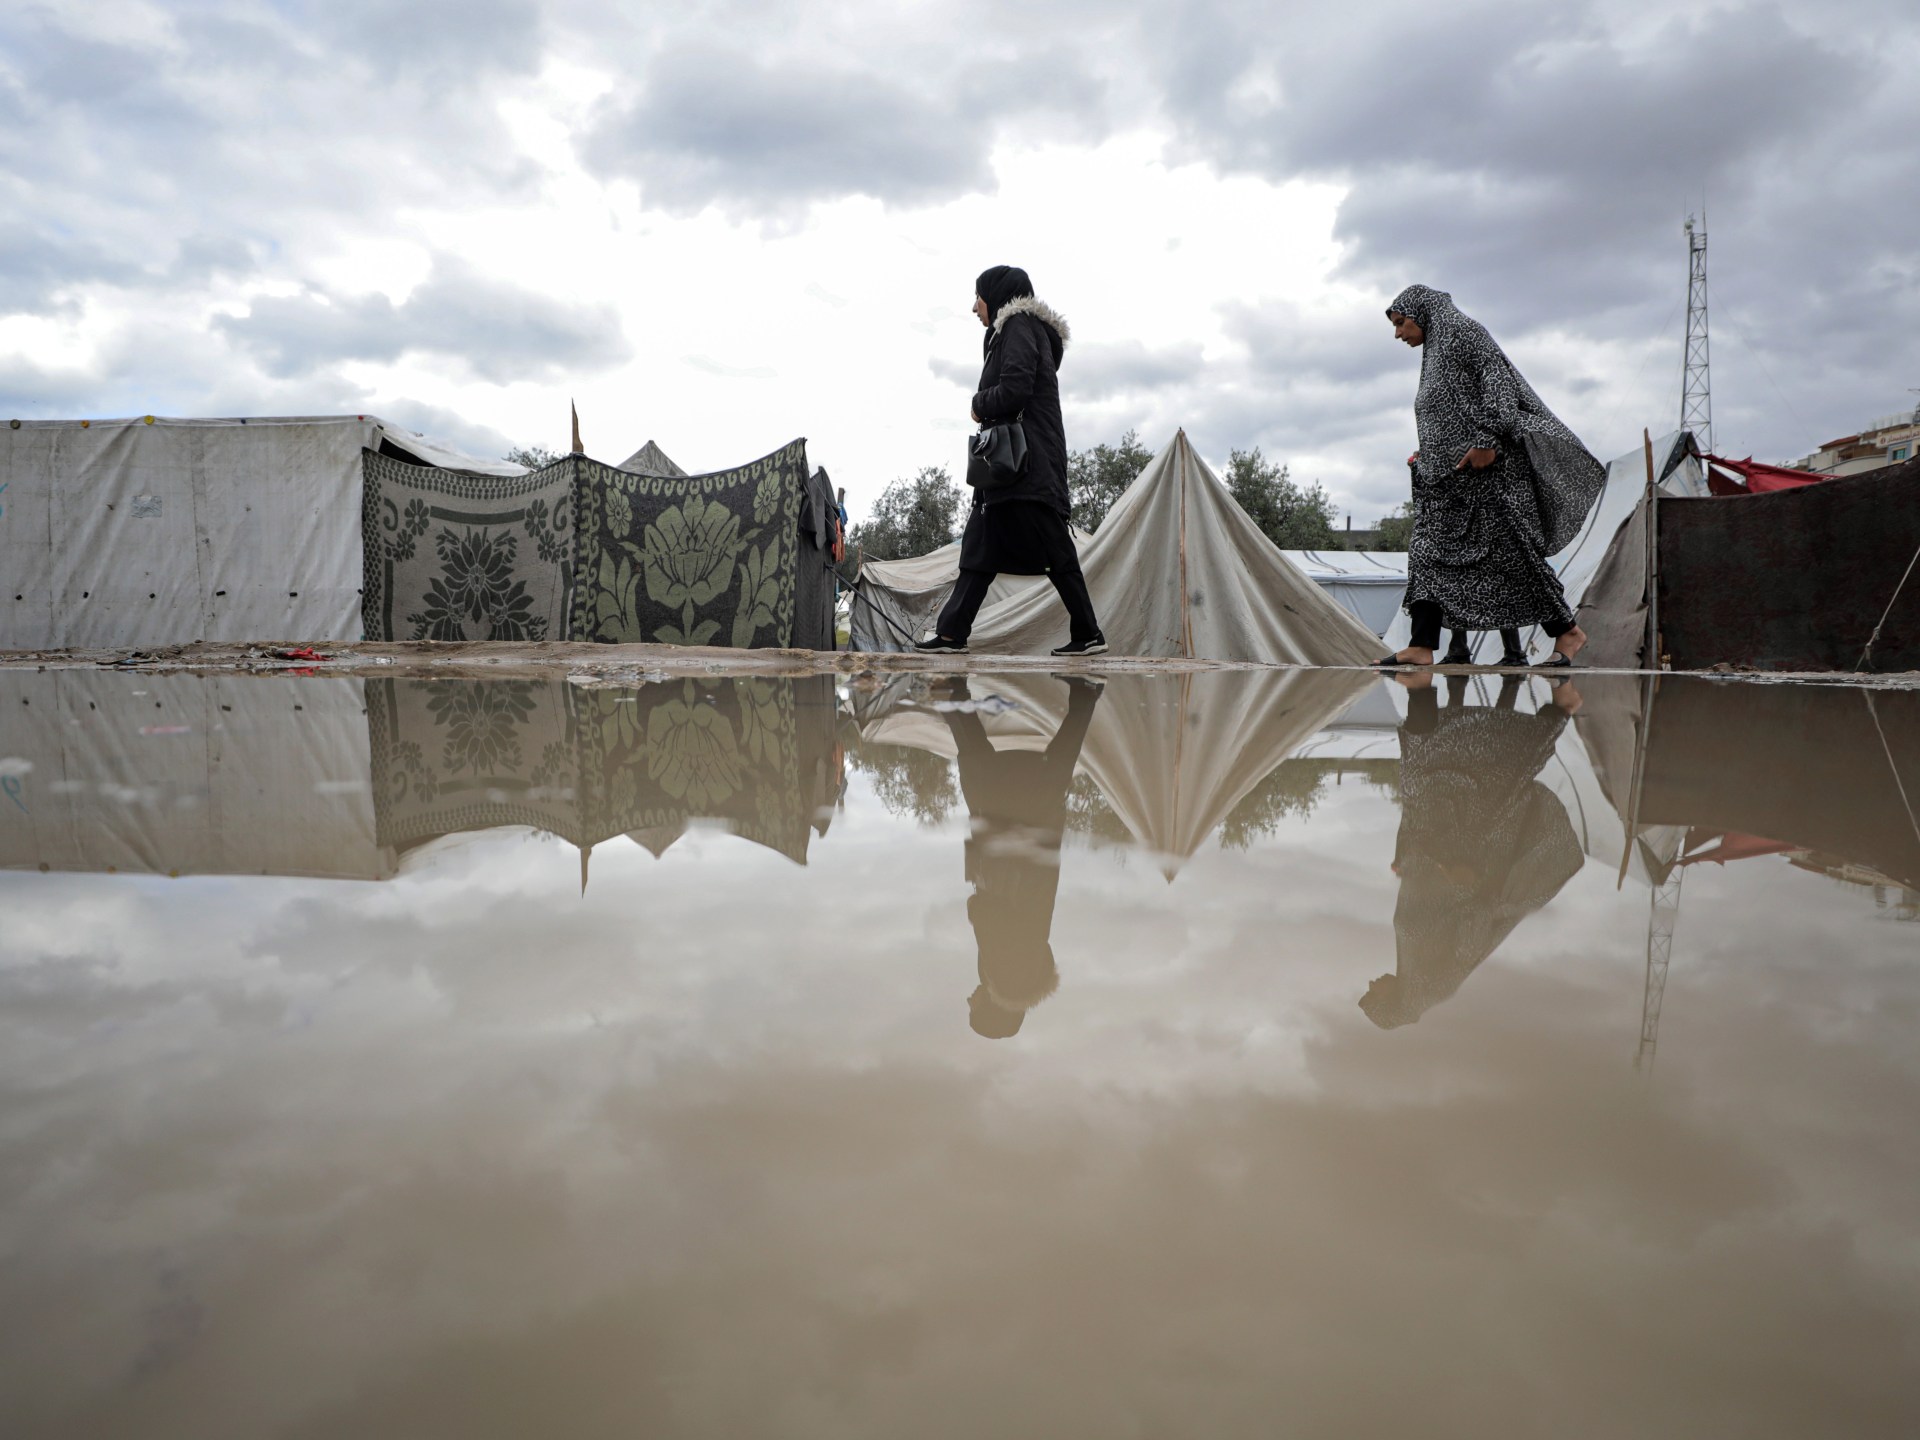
[0,671,396,881]
[850,430,1380,665]
[0,672,843,883]
[367,675,844,881]
[857,668,1374,877]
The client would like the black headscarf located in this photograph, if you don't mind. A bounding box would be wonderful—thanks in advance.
[975,265,1034,324]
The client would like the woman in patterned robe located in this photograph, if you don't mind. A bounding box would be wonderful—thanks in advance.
[1360,674,1585,1028]
[1380,285,1606,669]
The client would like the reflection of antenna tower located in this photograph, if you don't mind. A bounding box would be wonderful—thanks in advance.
[1681,216,1712,453]
[1636,867,1685,1071]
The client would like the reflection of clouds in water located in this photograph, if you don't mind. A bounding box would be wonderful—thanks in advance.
[4,673,1920,1432]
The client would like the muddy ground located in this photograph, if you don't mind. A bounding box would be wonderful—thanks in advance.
[1,639,1915,689]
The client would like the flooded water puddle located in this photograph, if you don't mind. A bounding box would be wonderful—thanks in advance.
[2,666,1918,1438]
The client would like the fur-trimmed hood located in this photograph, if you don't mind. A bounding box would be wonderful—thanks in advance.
[993,294,1071,359]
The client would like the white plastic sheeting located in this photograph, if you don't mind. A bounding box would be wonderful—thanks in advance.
[851,430,1382,665]
[1278,549,1408,637]
[0,415,519,651]
[1379,430,1704,662]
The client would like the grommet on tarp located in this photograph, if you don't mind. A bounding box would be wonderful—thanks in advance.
[143,415,155,425]
[7,419,18,429]
[80,419,90,428]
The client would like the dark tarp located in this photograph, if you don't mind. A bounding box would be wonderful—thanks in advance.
[571,439,816,649]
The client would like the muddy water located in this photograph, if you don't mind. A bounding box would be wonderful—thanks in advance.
[2,667,1918,1439]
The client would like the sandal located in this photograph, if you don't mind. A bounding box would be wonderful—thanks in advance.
[1371,654,1434,668]
[1533,652,1574,669]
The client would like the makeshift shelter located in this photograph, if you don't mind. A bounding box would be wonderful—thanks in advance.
[0,670,394,880]
[850,430,1381,665]
[618,440,689,477]
[1381,430,1708,665]
[1574,446,1920,671]
[1277,549,1409,636]
[857,667,1373,877]
[0,414,515,651]
[365,438,840,650]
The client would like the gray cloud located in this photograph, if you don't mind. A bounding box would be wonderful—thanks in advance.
[217,263,630,383]
[1147,0,1920,466]
[580,40,1108,216]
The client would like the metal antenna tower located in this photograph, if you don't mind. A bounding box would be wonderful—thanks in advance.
[1681,215,1712,453]
[1636,866,1684,1072]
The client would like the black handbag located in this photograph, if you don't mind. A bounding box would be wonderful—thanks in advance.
[966,419,1028,490]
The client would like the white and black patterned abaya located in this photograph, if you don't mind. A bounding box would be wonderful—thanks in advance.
[1361,677,1584,1029]
[1389,285,1606,632]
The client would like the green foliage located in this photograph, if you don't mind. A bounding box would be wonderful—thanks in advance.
[504,444,561,469]
[1068,429,1155,533]
[849,740,957,827]
[849,465,963,561]
[1374,500,1415,551]
[1218,759,1400,849]
[1224,447,1342,550]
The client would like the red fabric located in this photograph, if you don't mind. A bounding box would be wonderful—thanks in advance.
[1681,828,1798,865]
[1703,454,1830,496]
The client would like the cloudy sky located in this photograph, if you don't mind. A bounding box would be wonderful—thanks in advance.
[4,0,1918,526]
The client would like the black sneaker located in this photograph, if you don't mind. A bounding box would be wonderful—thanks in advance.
[1051,635,1108,657]
[913,635,968,654]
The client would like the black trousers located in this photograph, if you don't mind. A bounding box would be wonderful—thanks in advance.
[1410,601,1571,650]
[936,560,1101,645]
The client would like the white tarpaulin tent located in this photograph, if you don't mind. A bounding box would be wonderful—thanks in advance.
[1379,430,1705,663]
[851,430,1382,665]
[1278,549,1408,637]
[0,415,519,651]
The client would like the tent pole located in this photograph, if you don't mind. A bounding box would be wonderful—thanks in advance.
[1642,429,1660,671]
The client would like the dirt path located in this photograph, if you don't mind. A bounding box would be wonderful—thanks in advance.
[1,639,1914,688]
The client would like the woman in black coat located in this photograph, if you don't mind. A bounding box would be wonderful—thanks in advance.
[916,265,1106,656]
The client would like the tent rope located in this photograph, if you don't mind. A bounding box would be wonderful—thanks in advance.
[842,571,919,649]
[1856,537,1920,672]
[1863,689,1920,851]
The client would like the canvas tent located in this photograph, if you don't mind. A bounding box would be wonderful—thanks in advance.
[857,667,1372,877]
[850,430,1381,665]
[0,414,518,651]
[1379,430,1707,665]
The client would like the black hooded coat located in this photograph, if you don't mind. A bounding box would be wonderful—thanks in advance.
[961,266,1074,574]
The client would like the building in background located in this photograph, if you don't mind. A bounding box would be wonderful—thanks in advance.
[1785,403,1920,475]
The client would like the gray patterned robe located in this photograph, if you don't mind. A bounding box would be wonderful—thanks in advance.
[1389,285,1606,631]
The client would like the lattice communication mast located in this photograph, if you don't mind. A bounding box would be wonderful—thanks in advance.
[1681,216,1712,454]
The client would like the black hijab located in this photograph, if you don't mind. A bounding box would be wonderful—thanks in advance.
[975,265,1034,324]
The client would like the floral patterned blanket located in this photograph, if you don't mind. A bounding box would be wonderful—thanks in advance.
[361,450,573,642]
[570,439,809,648]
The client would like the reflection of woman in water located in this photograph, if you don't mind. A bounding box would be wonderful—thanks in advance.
[1362,674,1585,1028]
[939,675,1102,1038]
